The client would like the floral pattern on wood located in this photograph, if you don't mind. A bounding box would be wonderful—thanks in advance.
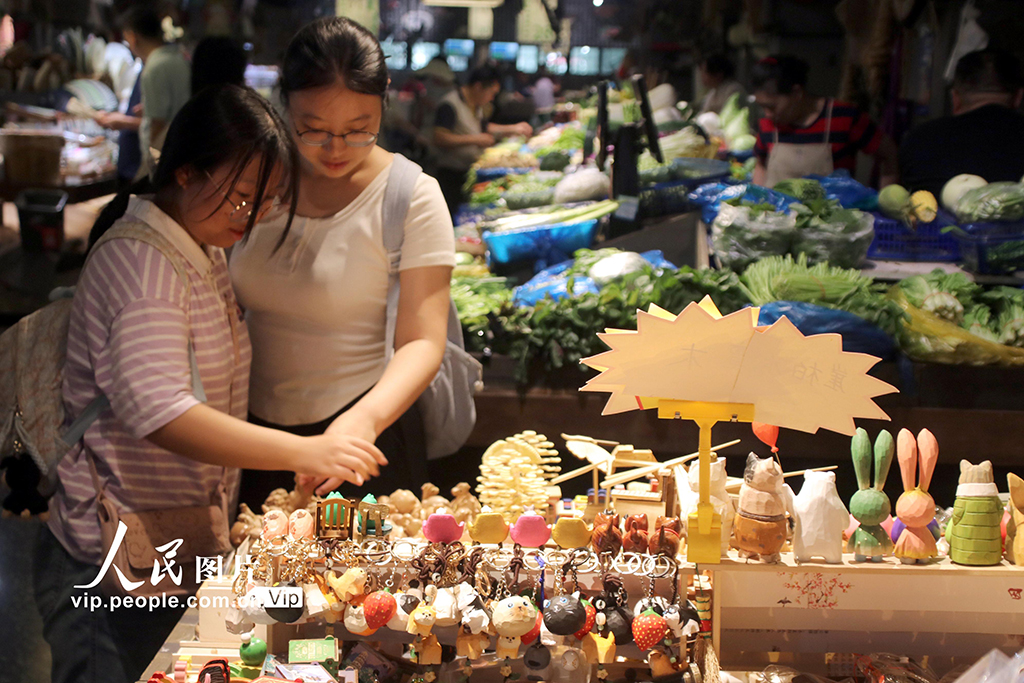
[778,572,852,610]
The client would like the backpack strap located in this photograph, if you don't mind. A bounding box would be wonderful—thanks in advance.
[60,220,207,453]
[383,155,424,358]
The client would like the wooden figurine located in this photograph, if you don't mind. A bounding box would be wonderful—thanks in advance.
[450,482,482,526]
[679,457,734,557]
[509,510,551,548]
[407,602,438,636]
[422,512,465,544]
[622,514,649,553]
[581,631,616,665]
[457,628,490,660]
[416,634,443,665]
[648,516,682,557]
[468,508,510,545]
[1008,473,1024,566]
[731,454,789,563]
[847,428,895,562]
[947,460,1004,566]
[893,429,939,564]
[792,470,847,564]
[552,517,592,549]
[591,513,622,555]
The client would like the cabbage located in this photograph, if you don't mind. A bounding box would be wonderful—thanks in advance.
[730,133,756,152]
[941,174,987,211]
[719,93,741,129]
[723,107,750,144]
[695,111,723,138]
[553,168,610,204]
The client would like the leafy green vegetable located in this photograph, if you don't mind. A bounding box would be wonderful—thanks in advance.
[773,179,826,203]
[963,305,999,343]
[898,270,980,325]
[955,182,1024,223]
[741,254,904,336]
[790,199,874,269]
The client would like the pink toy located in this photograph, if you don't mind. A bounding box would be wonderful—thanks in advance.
[509,511,551,548]
[893,428,939,564]
[261,509,289,542]
[422,512,465,544]
[289,509,315,539]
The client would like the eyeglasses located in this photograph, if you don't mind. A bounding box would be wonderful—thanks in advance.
[295,127,378,148]
[204,170,285,224]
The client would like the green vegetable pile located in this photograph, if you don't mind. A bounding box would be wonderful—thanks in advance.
[740,254,904,336]
[790,199,875,269]
[898,270,979,325]
[955,182,1024,223]
[536,127,586,157]
[773,178,826,203]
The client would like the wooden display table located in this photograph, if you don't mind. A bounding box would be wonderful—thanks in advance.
[709,553,1024,675]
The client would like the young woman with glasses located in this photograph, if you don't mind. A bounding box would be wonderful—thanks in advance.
[229,18,456,504]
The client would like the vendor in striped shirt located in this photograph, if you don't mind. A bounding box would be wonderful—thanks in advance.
[750,54,898,189]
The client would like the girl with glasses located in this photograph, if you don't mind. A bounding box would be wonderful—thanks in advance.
[38,85,386,683]
[230,17,456,504]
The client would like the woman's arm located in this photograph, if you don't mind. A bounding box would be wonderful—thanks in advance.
[302,264,452,495]
[753,157,768,185]
[147,403,387,486]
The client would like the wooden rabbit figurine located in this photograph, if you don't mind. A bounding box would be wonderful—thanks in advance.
[847,428,895,562]
[893,429,939,564]
[792,470,848,564]
[1006,473,1024,566]
[947,460,1003,566]
[731,453,789,563]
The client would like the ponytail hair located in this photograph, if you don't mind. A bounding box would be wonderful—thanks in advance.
[87,84,299,251]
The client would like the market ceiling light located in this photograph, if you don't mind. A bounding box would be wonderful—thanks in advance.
[593,0,604,6]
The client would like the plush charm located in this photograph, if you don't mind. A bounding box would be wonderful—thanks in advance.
[544,594,587,636]
[509,512,551,548]
[574,599,597,640]
[622,514,649,553]
[260,509,289,543]
[633,609,670,651]
[847,429,896,562]
[1008,473,1024,566]
[422,512,466,544]
[457,629,490,659]
[893,429,939,564]
[792,470,848,564]
[581,631,616,665]
[432,586,461,627]
[947,459,1004,566]
[495,635,522,659]
[415,634,443,665]
[591,514,623,555]
[288,509,314,539]
[468,508,510,545]
[521,610,544,645]
[363,590,398,630]
[328,568,367,603]
[387,591,420,631]
[732,454,791,563]
[552,517,592,550]
[678,457,734,556]
[648,517,682,557]
[344,600,377,636]
[407,602,437,636]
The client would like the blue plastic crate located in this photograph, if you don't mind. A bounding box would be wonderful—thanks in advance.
[952,223,1024,274]
[475,167,533,181]
[483,218,599,268]
[866,212,960,262]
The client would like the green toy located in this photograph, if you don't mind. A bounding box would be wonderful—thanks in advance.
[240,632,267,666]
[946,459,1003,566]
[847,428,895,562]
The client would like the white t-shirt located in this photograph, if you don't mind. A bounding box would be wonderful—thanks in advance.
[229,162,456,425]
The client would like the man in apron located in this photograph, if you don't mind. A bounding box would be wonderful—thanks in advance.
[750,54,898,188]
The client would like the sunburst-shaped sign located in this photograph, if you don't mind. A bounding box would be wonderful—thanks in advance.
[580,297,896,436]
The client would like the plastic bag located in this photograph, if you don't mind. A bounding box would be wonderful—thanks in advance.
[688,182,795,224]
[756,301,895,358]
[807,171,879,210]
[553,168,609,204]
[711,202,795,271]
[890,287,1024,365]
[512,249,677,306]
[955,182,1024,223]
[791,207,875,269]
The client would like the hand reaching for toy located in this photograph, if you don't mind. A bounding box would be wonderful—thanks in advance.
[297,410,387,496]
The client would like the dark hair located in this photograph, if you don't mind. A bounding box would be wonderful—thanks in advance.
[466,65,500,88]
[191,37,248,96]
[118,5,164,42]
[703,53,735,80]
[89,85,298,251]
[954,48,1023,95]
[751,54,809,95]
[280,17,388,105]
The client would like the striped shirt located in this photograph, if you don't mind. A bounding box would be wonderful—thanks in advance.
[754,100,883,173]
[49,196,249,565]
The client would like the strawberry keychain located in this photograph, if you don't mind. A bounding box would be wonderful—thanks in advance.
[632,608,669,651]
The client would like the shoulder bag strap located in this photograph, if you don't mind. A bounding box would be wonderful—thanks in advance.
[382,154,424,359]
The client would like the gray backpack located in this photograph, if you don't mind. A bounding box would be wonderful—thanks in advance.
[382,155,483,460]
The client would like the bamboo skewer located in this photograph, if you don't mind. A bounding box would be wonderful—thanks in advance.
[599,439,742,489]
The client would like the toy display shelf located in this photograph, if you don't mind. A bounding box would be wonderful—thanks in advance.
[708,552,1024,675]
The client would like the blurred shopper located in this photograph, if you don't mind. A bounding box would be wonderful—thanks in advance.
[698,53,745,115]
[191,35,247,95]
